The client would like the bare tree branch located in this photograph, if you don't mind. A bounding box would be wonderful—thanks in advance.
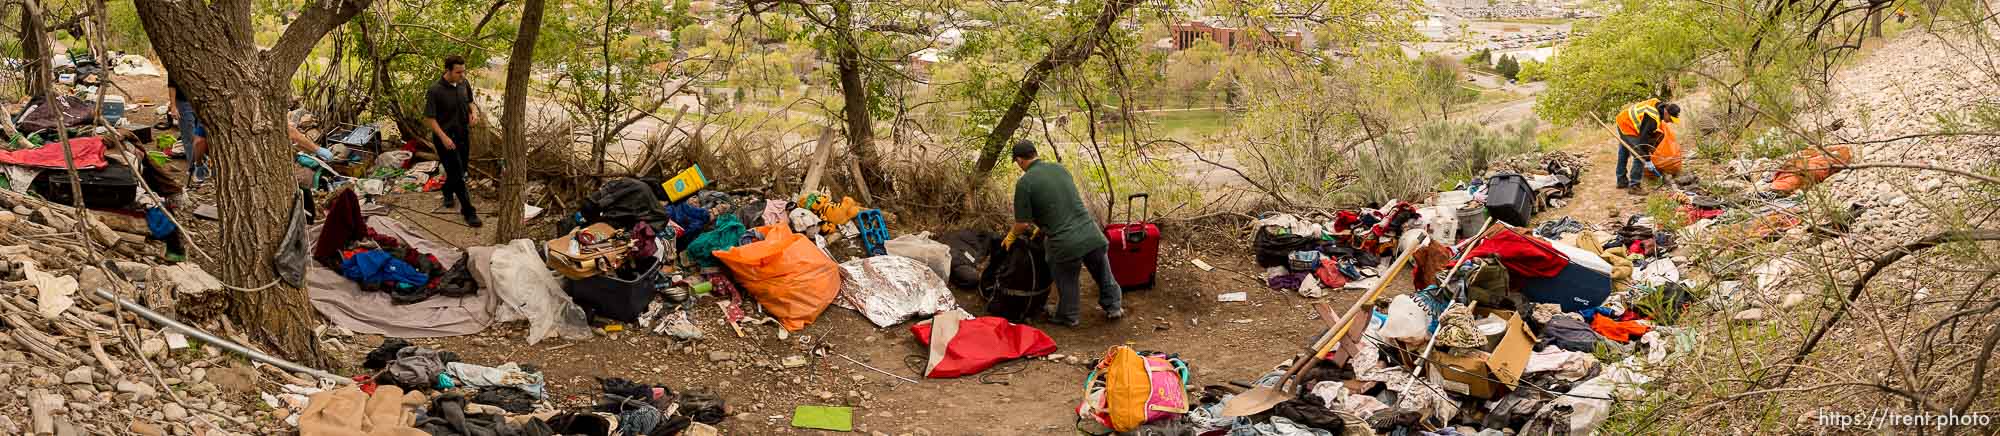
[1784,229,2000,385]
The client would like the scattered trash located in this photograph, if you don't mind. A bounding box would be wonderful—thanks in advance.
[1191,259,1215,271]
[1217,292,1248,302]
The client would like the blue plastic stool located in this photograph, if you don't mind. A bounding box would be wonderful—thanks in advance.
[856,209,889,256]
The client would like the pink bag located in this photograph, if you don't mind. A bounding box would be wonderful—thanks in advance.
[1077,348,1189,432]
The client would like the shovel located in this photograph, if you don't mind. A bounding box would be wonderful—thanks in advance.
[1220,233,1428,417]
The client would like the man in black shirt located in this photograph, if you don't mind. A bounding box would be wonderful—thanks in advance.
[424,55,484,227]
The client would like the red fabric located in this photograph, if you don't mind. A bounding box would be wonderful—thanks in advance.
[1333,211,1362,233]
[0,137,108,169]
[352,375,378,395]
[1590,313,1651,343]
[1313,259,1347,289]
[911,316,1058,378]
[1464,228,1570,280]
[313,190,368,268]
[1680,205,1724,222]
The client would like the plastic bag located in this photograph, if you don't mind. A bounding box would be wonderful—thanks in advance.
[884,233,952,279]
[1379,294,1429,342]
[272,193,310,288]
[490,239,591,344]
[836,255,958,327]
[714,225,842,331]
[371,150,412,172]
[1650,127,1684,176]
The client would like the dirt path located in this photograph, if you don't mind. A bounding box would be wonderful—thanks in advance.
[1539,125,1648,230]
[353,212,1369,434]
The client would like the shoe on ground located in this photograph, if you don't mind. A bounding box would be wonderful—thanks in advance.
[1105,307,1126,320]
[1047,315,1081,328]
[442,196,458,210]
[464,213,484,228]
[189,164,209,185]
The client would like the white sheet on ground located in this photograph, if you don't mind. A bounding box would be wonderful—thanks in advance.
[835,255,959,328]
[306,216,495,338]
[491,238,592,344]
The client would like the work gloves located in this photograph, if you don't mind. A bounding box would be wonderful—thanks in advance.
[1002,226,1040,250]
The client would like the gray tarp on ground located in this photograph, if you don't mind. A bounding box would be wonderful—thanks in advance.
[307,216,497,338]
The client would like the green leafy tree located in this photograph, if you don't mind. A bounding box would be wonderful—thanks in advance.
[1465,48,1491,66]
[1496,54,1520,80]
[1417,54,1467,119]
[1163,40,1225,108]
[1534,0,1706,124]
[1516,59,1546,82]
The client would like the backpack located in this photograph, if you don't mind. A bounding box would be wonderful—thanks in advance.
[979,237,1051,323]
[1076,346,1189,433]
[1253,225,1317,268]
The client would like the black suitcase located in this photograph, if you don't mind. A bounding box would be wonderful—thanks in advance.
[33,160,139,209]
[1484,173,1536,227]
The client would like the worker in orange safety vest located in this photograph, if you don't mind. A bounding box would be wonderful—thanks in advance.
[1614,98,1680,193]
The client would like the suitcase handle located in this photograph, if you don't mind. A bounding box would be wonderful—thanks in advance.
[1122,193,1149,224]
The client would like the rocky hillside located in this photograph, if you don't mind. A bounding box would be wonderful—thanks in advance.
[1646,30,2000,433]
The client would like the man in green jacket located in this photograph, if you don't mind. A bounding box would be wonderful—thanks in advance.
[1009,140,1125,327]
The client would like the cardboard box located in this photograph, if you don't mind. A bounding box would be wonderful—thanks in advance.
[1433,309,1536,399]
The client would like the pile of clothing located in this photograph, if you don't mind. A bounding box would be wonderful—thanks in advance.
[299,341,728,435]
[1253,204,1425,297]
[1214,216,1689,435]
[315,189,472,304]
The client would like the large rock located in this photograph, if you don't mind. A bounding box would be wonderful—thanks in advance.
[162,403,187,421]
[207,366,258,394]
[1732,308,1765,323]
[129,420,166,436]
[115,380,157,400]
[63,367,94,385]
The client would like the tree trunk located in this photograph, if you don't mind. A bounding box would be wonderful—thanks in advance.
[968,0,1142,181]
[591,0,615,176]
[24,0,93,244]
[831,0,890,197]
[1868,6,1886,38]
[19,4,51,95]
[495,0,548,243]
[134,0,371,369]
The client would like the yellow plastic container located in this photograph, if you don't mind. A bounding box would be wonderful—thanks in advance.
[662,164,708,202]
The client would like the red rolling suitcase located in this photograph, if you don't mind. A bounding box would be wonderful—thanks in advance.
[1104,193,1160,289]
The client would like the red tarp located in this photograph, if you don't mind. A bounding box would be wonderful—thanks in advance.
[912,314,1057,378]
[1464,226,1570,280]
[0,137,108,169]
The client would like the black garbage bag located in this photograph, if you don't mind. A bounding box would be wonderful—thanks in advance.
[583,178,670,231]
[677,387,728,425]
[939,229,999,289]
[1255,226,1317,268]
